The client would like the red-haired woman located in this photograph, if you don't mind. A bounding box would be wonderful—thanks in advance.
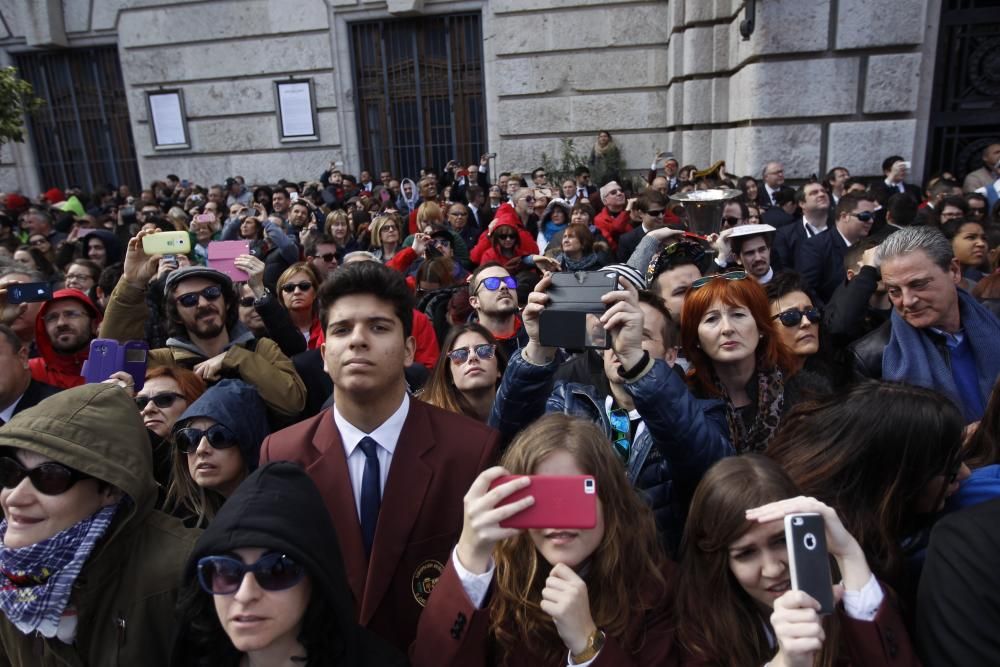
[411,414,678,666]
[680,271,797,453]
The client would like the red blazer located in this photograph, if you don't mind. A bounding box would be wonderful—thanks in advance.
[259,399,501,653]
[411,559,680,667]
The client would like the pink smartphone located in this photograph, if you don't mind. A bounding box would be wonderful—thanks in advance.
[489,475,597,529]
[207,241,250,281]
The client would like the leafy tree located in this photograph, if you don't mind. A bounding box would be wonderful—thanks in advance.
[0,67,43,146]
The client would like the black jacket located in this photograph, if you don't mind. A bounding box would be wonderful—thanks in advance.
[848,319,953,383]
[823,266,891,350]
[172,462,406,667]
[9,379,60,417]
[796,227,850,304]
[771,220,810,271]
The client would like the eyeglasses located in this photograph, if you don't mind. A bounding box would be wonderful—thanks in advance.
[174,424,239,454]
[281,281,314,294]
[519,196,535,204]
[197,552,305,595]
[42,309,87,325]
[772,308,821,327]
[135,392,185,411]
[607,189,624,196]
[65,272,94,283]
[722,216,742,226]
[239,296,256,307]
[849,211,876,223]
[968,207,986,217]
[645,209,665,217]
[689,270,748,290]
[175,285,223,308]
[0,457,89,495]
[477,276,517,292]
[447,343,497,364]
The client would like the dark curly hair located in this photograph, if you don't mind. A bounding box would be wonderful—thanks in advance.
[163,278,240,341]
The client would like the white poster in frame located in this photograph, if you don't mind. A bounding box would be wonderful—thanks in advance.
[275,79,318,142]
[147,90,190,150]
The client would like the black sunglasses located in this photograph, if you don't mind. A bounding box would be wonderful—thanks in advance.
[478,276,517,292]
[690,270,748,290]
[849,211,876,223]
[135,392,185,411]
[175,285,223,308]
[645,209,665,217]
[239,296,256,307]
[772,308,821,327]
[175,424,239,454]
[281,281,314,294]
[197,552,305,595]
[495,233,518,241]
[317,253,337,262]
[0,456,89,495]
[447,343,497,364]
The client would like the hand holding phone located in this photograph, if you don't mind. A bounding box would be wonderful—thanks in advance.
[455,467,534,575]
[208,241,251,281]
[81,339,149,391]
[489,474,597,530]
[784,513,835,615]
[538,271,619,350]
[142,230,190,255]
[5,282,52,304]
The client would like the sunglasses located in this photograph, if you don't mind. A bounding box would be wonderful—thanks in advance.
[690,270,748,290]
[447,343,497,364]
[175,285,223,308]
[317,253,337,263]
[135,392,185,411]
[197,552,305,595]
[174,424,239,454]
[239,296,256,307]
[773,308,821,327]
[0,457,88,495]
[645,209,665,217]
[281,281,314,294]
[477,276,517,292]
[849,211,876,223]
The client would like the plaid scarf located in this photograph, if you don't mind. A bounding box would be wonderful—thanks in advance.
[0,503,118,638]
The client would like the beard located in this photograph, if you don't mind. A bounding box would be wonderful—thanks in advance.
[51,330,91,354]
[185,307,226,339]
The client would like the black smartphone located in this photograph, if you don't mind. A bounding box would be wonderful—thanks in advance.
[785,513,835,615]
[538,271,618,350]
[6,282,53,304]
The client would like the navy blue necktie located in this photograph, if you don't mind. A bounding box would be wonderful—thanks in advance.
[358,436,382,558]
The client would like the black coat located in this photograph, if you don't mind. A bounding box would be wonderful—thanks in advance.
[10,379,60,417]
[771,220,811,271]
[796,227,850,304]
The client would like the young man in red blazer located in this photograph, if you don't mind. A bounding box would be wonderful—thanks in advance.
[260,261,501,653]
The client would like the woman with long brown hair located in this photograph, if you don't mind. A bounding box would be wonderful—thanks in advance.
[680,271,797,452]
[418,323,506,422]
[411,414,676,666]
[677,455,919,667]
[766,381,969,609]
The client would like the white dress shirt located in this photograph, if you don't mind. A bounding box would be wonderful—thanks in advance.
[334,393,410,520]
[0,393,24,424]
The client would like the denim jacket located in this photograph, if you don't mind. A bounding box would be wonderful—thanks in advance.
[489,349,734,553]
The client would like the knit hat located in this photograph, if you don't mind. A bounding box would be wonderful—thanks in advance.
[43,188,65,205]
[601,263,647,291]
[600,181,622,204]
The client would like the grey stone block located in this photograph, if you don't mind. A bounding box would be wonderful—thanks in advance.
[731,124,822,179]
[681,78,712,125]
[120,33,333,85]
[684,0,714,24]
[836,0,926,48]
[494,49,668,97]
[665,83,682,127]
[492,0,640,13]
[827,120,918,177]
[713,22,730,71]
[490,5,669,56]
[863,53,922,113]
[681,130,712,167]
[712,77,729,124]
[712,128,734,166]
[65,0,91,33]
[682,26,715,76]
[731,0,830,67]
[0,0,20,39]
[729,57,859,122]
[138,145,335,189]
[497,90,667,136]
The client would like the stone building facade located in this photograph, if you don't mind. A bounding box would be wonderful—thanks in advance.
[0,0,995,194]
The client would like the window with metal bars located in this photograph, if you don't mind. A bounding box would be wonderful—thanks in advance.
[15,47,140,193]
[350,13,487,179]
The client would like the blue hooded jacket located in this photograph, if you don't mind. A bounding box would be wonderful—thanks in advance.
[176,379,269,472]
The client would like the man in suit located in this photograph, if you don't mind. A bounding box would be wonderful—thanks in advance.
[260,262,500,653]
[871,155,921,204]
[963,142,1000,193]
[796,193,877,304]
[0,324,59,425]
[771,181,831,271]
[616,190,671,262]
[757,161,795,209]
[573,165,598,202]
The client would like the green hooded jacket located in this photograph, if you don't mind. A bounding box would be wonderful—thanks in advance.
[0,384,200,666]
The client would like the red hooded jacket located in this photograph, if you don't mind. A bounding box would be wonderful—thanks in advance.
[28,289,102,389]
[470,204,539,266]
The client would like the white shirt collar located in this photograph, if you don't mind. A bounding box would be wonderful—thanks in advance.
[334,393,410,457]
[0,394,22,424]
[837,228,854,248]
[757,267,774,284]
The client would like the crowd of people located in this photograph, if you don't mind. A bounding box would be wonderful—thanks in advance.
[0,135,999,665]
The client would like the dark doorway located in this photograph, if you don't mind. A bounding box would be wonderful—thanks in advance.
[15,46,140,193]
[925,0,1000,183]
[350,13,487,179]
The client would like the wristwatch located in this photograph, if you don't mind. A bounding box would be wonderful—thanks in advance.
[252,287,272,308]
[570,629,606,664]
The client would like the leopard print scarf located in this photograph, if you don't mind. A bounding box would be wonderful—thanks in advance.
[715,365,785,454]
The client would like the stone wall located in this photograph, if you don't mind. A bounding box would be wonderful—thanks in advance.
[0,0,939,193]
